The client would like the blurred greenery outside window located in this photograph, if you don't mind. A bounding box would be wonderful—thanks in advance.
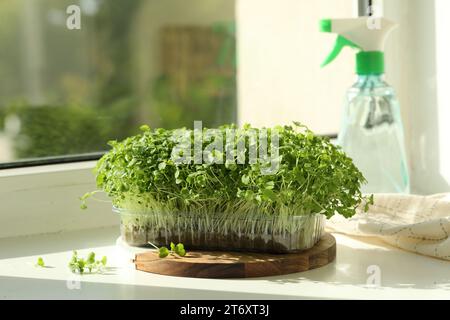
[0,0,237,162]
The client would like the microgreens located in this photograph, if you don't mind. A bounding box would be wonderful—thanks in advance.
[86,122,369,220]
[68,251,108,274]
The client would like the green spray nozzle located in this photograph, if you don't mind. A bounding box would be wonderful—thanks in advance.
[319,17,398,74]
[321,35,360,67]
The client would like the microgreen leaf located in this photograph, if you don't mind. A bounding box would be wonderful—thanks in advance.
[68,251,108,274]
[177,248,186,257]
[262,189,277,202]
[159,247,169,258]
[36,257,45,267]
[174,243,186,257]
[86,252,96,264]
[364,194,374,212]
[158,162,166,170]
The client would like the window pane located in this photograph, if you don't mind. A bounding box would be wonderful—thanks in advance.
[0,0,236,162]
[0,0,350,165]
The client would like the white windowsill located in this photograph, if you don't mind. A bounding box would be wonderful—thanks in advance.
[1,161,449,299]
[0,227,449,299]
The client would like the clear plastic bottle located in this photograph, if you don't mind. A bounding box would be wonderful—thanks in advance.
[338,75,410,194]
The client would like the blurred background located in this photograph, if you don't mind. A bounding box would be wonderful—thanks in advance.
[0,0,237,161]
[0,0,350,163]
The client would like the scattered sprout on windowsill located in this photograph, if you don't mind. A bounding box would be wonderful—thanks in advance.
[68,251,108,274]
[36,257,45,268]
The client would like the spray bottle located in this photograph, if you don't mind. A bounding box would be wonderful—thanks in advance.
[320,17,410,194]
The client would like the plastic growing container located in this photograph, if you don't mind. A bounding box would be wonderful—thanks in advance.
[114,207,325,253]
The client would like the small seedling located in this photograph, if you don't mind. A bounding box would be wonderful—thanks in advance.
[79,190,103,210]
[68,251,108,274]
[36,257,45,267]
[148,241,187,258]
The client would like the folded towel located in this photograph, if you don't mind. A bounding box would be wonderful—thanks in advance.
[327,193,450,261]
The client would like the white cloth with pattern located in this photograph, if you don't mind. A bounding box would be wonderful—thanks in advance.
[327,193,450,261]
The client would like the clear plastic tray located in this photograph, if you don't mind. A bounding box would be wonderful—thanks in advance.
[114,207,325,254]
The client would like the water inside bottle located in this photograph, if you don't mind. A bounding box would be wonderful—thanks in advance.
[338,75,410,194]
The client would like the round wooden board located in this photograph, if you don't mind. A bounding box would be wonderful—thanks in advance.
[133,233,336,278]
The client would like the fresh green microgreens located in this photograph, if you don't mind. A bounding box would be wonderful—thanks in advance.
[90,122,370,220]
[36,257,45,267]
[148,241,187,259]
[68,251,108,274]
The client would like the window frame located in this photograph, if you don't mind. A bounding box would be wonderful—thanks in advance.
[0,152,104,170]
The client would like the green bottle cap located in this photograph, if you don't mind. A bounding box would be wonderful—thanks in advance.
[356,51,385,75]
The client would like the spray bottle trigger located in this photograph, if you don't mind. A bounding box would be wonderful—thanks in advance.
[321,35,360,67]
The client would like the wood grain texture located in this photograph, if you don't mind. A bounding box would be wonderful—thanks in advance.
[134,233,336,278]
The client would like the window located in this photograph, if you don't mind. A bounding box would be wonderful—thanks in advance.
[0,0,237,164]
[1,0,351,168]
[382,0,450,194]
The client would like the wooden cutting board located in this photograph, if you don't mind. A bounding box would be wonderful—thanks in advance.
[133,233,336,278]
